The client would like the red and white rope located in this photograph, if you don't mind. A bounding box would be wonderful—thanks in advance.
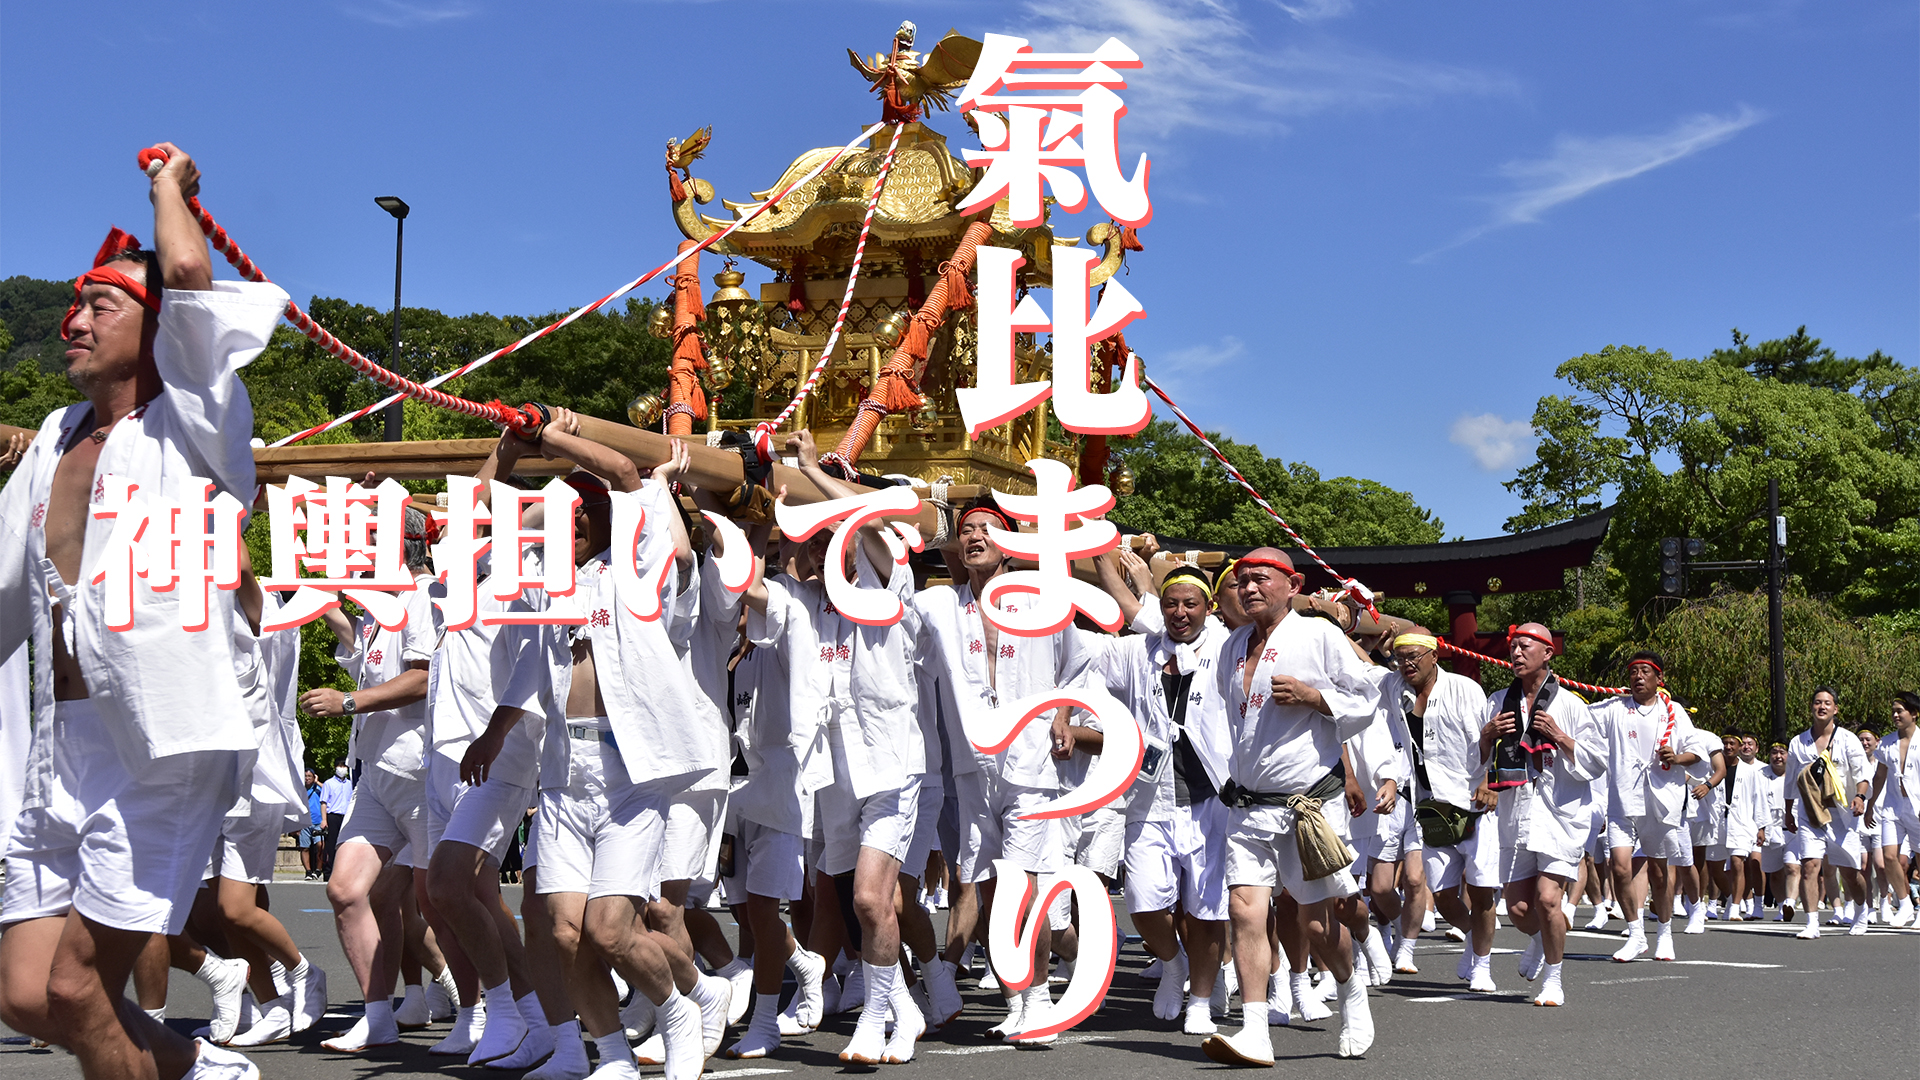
[1432,639,1626,698]
[151,124,887,445]
[139,149,532,431]
[755,120,906,458]
[1141,373,1380,617]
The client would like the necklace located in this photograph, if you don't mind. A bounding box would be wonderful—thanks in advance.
[89,427,111,444]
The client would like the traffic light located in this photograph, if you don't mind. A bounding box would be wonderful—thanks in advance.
[1658,537,1705,596]
[1659,538,1685,596]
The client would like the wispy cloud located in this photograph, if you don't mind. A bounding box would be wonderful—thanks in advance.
[342,0,476,28]
[1139,334,1245,405]
[1450,413,1536,471]
[1272,0,1354,23]
[1020,0,1511,139]
[1423,105,1765,258]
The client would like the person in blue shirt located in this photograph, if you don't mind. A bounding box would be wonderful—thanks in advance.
[301,770,327,880]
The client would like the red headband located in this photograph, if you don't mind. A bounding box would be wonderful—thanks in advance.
[1235,556,1301,579]
[404,514,445,546]
[960,505,1012,532]
[1508,625,1555,649]
[562,472,612,505]
[1627,658,1662,674]
[62,228,160,340]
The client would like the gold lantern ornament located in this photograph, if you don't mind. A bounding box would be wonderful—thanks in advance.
[708,265,765,376]
[627,392,665,429]
[1107,462,1136,497]
[646,303,673,340]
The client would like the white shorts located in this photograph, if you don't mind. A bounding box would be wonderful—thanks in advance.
[1419,808,1499,892]
[1788,806,1865,869]
[1760,841,1794,873]
[1223,803,1362,905]
[818,776,920,877]
[442,778,534,864]
[1609,814,1693,864]
[1353,799,1423,865]
[1124,798,1227,922]
[899,779,944,883]
[1458,809,1506,890]
[1879,813,1920,855]
[535,727,669,901]
[210,805,291,886]
[955,770,1062,883]
[1,699,238,935]
[340,764,428,868]
[1066,806,1126,881]
[720,819,806,905]
[661,786,727,891]
[1498,844,1579,884]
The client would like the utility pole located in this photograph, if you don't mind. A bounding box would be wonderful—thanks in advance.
[1767,476,1787,745]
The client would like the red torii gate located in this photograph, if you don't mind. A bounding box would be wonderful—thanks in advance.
[1143,507,1614,685]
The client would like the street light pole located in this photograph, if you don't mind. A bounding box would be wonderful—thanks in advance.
[1767,476,1788,746]
[375,197,410,442]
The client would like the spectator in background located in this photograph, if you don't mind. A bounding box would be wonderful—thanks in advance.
[320,762,353,881]
[302,770,328,880]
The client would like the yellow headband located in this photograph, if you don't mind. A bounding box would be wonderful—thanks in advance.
[1392,633,1439,652]
[1161,566,1214,601]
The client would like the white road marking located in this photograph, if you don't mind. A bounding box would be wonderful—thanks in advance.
[1407,994,1476,1002]
[1590,975,1690,986]
[707,1069,793,1077]
[927,1033,1104,1055]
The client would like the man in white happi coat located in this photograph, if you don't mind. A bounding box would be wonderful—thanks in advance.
[745,431,926,1064]
[0,144,285,1080]
[912,499,1091,1046]
[1591,651,1715,962]
[1200,550,1382,1067]
[1085,550,1233,1035]
[1712,731,1766,923]
[1758,741,1797,920]
[1868,692,1920,927]
[424,445,568,1069]
[1478,622,1606,1007]
[216,567,327,1048]
[1781,686,1873,940]
[303,495,444,1053]
[1374,622,1474,976]
[1341,651,1416,989]
[462,426,722,1080]
[718,526,828,1060]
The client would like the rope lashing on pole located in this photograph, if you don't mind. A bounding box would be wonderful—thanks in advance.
[752,120,907,466]
[137,148,545,435]
[1433,639,1626,698]
[1141,373,1381,619]
[822,215,995,477]
[144,125,889,446]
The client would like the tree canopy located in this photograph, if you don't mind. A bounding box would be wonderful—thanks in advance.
[1106,417,1447,549]
[1503,329,1918,620]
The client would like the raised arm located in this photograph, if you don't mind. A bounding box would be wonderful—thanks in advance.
[147,142,212,292]
[1093,546,1146,629]
[536,407,641,492]
[787,429,896,573]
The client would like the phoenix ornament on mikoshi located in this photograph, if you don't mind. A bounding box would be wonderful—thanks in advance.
[848,21,983,123]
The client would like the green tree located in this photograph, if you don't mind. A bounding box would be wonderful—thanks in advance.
[1707,325,1897,393]
[1504,337,1919,620]
[1106,418,1446,549]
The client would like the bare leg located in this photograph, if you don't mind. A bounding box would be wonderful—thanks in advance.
[896,873,937,964]
[940,879,978,965]
[133,932,170,1012]
[520,869,576,1026]
[684,908,737,971]
[1227,886,1274,1003]
[326,841,400,1004]
[47,914,198,1080]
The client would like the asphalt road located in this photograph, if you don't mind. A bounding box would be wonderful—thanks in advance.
[5,879,1915,1079]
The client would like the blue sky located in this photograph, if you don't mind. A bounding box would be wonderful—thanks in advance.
[3,1,1913,539]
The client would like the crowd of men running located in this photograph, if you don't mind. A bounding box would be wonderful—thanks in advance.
[2,146,1916,1080]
